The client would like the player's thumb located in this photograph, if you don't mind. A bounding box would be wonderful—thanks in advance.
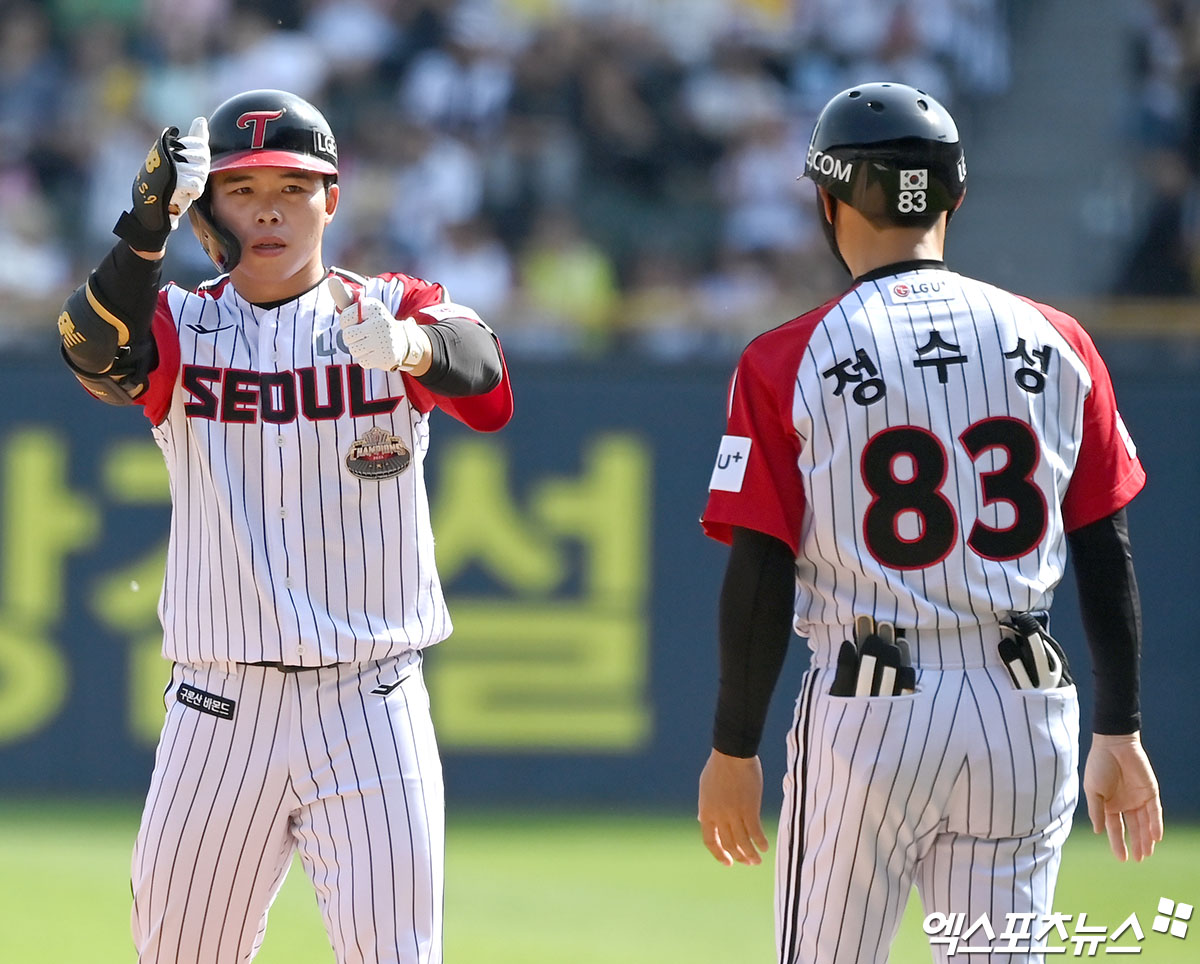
[188,115,208,142]
[327,276,359,321]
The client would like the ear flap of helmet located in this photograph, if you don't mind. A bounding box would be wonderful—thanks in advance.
[188,193,242,273]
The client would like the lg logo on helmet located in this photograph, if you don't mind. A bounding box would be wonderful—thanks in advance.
[807,147,852,183]
[313,130,337,160]
[237,109,286,149]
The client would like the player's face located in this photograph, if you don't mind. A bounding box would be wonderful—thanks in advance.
[210,167,339,303]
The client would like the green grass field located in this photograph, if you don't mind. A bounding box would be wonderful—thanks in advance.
[1,801,1196,962]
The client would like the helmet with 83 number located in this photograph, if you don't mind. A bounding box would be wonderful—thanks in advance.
[804,82,966,229]
[188,88,339,273]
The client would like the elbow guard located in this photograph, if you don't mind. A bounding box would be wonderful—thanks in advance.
[414,308,503,398]
[60,279,123,372]
[58,279,156,405]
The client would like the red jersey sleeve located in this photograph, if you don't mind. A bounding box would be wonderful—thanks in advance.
[1024,298,1147,530]
[393,274,514,433]
[701,328,811,555]
[139,289,180,426]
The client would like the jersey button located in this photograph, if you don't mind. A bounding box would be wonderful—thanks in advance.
[278,507,287,518]
[276,436,285,447]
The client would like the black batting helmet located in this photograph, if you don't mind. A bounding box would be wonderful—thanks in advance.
[189,89,339,272]
[804,82,965,225]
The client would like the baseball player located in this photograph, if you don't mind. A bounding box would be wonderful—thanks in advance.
[55,88,512,963]
[696,83,1163,962]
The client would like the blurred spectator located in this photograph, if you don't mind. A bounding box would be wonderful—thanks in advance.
[1116,2,1200,294]
[713,112,817,257]
[945,0,1012,97]
[417,217,515,319]
[0,164,73,346]
[513,207,620,356]
[1116,148,1199,296]
[1126,0,1191,149]
[143,0,233,53]
[681,36,789,143]
[208,9,328,103]
[304,0,403,82]
[382,121,484,258]
[0,5,64,164]
[139,27,221,127]
[83,112,163,258]
[693,245,783,344]
[619,248,708,361]
[3,0,1018,356]
[399,11,514,137]
[49,0,142,34]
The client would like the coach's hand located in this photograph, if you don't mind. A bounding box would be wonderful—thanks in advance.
[698,749,769,867]
[1083,732,1163,862]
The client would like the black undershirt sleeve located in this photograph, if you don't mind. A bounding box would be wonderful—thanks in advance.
[95,241,162,330]
[1067,507,1143,734]
[414,317,503,398]
[712,526,796,757]
[64,241,161,375]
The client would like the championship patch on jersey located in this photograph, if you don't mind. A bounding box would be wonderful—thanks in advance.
[176,684,235,721]
[345,425,411,480]
[709,435,752,492]
[886,278,958,304]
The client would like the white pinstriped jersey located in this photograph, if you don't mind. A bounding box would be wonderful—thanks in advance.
[703,265,1145,663]
[134,267,512,666]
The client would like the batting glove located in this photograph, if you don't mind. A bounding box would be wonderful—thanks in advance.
[328,276,430,371]
[168,116,210,231]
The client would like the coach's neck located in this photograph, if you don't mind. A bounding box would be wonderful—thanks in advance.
[821,190,949,280]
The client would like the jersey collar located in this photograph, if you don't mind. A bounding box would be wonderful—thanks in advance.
[854,259,947,284]
[251,272,332,311]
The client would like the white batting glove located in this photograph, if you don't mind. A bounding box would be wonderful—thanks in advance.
[327,276,430,371]
[168,116,210,230]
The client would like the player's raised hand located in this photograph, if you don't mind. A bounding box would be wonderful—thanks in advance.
[168,116,210,229]
[327,276,431,373]
[114,119,207,254]
[1083,732,1163,862]
[698,749,769,866]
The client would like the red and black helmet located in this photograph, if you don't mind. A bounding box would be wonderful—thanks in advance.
[189,89,338,272]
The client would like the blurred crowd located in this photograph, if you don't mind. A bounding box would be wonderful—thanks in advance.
[1,0,1013,359]
[1118,0,1200,297]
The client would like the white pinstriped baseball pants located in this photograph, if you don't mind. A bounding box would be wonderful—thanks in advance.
[131,651,443,964]
[776,626,1079,964]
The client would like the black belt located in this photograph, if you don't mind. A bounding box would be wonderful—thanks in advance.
[245,661,340,673]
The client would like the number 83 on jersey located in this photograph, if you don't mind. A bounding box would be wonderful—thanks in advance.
[860,417,1047,571]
